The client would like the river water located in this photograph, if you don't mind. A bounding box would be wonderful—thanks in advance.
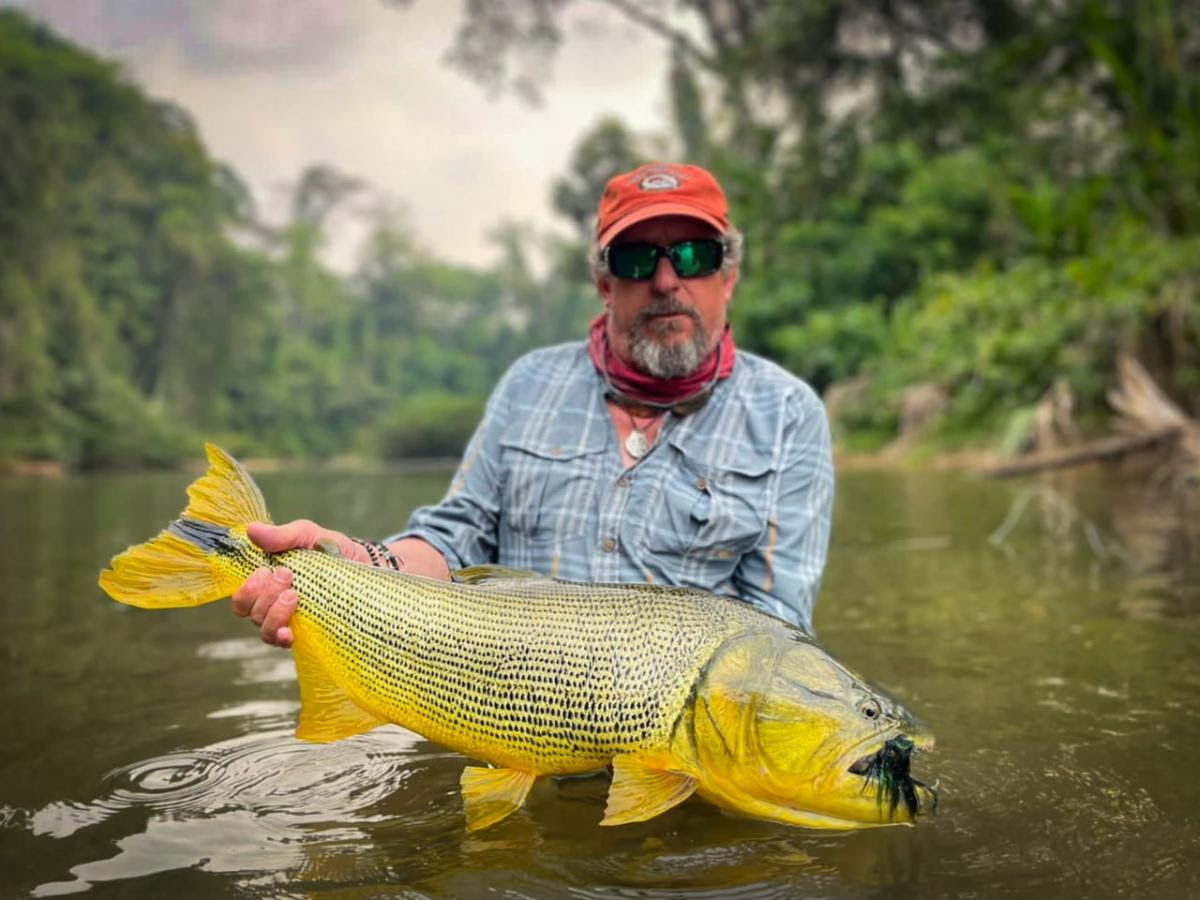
[1,463,1197,898]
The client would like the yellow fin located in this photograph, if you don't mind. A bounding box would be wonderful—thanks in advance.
[600,755,697,826]
[98,530,226,609]
[698,683,757,763]
[187,443,271,528]
[98,444,270,609]
[312,537,342,557]
[453,564,549,586]
[292,626,387,743]
[459,765,536,831]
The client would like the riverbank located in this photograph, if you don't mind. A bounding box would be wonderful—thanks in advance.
[0,453,465,479]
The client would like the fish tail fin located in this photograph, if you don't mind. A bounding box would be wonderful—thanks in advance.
[98,443,272,609]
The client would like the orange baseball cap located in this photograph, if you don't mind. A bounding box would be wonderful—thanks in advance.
[595,162,729,247]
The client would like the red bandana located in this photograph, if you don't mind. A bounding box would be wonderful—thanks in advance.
[587,313,736,409]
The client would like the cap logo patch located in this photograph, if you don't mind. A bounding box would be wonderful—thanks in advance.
[639,172,681,191]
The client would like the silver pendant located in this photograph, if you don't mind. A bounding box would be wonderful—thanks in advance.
[624,428,651,459]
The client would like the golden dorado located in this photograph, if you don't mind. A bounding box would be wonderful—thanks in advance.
[99,445,937,831]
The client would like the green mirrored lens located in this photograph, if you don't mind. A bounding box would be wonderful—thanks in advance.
[669,239,722,277]
[607,239,724,280]
[608,243,660,279]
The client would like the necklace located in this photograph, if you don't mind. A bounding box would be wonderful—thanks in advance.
[624,408,662,460]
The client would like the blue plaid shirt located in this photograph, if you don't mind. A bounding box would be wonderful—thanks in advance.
[393,341,833,633]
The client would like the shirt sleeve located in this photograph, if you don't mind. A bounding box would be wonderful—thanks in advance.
[385,363,519,571]
[732,390,834,635]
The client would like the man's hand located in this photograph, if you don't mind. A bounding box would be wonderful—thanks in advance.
[232,520,368,648]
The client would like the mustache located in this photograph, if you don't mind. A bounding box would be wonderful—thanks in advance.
[634,297,702,328]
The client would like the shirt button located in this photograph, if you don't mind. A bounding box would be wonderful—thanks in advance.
[601,538,617,552]
[695,477,708,491]
[617,476,631,488]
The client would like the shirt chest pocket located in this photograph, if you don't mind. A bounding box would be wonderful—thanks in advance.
[644,444,775,560]
[498,435,603,543]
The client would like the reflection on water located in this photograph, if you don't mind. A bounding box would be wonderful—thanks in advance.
[31,726,438,896]
[985,473,1199,620]
[0,465,1197,897]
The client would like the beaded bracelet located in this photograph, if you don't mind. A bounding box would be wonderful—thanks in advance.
[351,537,403,571]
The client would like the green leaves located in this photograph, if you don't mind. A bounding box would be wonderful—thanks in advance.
[4,2,1199,468]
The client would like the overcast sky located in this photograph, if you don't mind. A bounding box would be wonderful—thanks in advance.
[6,0,679,268]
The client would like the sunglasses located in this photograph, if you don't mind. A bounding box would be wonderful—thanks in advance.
[604,238,725,280]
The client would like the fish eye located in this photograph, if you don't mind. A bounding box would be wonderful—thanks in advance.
[860,699,882,721]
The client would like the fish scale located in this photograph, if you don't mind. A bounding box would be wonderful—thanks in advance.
[273,549,761,772]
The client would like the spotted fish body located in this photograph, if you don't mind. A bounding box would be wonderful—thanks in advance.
[281,555,763,773]
[100,445,937,831]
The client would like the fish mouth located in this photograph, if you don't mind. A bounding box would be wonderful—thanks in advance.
[847,735,939,821]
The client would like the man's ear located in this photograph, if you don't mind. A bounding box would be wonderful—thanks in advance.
[596,273,614,309]
[722,265,739,303]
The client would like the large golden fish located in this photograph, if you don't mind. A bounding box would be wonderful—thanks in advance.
[99,445,937,831]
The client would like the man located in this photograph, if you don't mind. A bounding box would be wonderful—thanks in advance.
[233,162,834,645]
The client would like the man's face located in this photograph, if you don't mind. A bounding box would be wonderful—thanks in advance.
[597,215,738,379]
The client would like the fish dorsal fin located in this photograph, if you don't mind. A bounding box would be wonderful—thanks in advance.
[453,564,552,587]
[292,624,387,743]
[312,537,342,557]
[459,765,536,831]
[600,755,698,826]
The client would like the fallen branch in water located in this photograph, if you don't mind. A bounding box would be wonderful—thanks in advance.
[989,356,1200,481]
[988,428,1181,477]
[1107,356,1200,462]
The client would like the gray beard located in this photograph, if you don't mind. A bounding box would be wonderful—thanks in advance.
[626,300,711,379]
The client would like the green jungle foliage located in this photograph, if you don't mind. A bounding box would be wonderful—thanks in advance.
[455,0,1200,450]
[2,2,1198,469]
[0,11,593,468]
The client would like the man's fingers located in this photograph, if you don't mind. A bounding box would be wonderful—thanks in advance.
[248,568,292,625]
[235,518,346,648]
[247,519,323,553]
[232,567,272,618]
[261,588,298,645]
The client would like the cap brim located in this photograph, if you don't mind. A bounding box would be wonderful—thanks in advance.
[597,202,727,247]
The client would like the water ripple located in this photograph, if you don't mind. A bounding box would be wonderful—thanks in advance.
[28,726,465,896]
[32,725,443,839]
[109,748,229,812]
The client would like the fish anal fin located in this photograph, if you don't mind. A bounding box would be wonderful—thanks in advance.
[292,627,386,743]
[460,765,536,831]
[453,564,552,587]
[601,755,698,826]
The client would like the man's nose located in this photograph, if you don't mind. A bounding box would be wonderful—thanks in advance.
[651,254,680,293]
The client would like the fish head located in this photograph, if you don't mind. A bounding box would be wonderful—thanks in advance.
[689,631,936,829]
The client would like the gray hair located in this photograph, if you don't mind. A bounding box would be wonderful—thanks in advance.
[589,226,744,279]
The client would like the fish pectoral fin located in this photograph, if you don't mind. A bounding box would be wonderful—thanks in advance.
[453,564,550,587]
[459,765,536,831]
[600,755,698,826]
[292,629,387,743]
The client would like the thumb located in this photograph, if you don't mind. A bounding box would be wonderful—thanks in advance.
[246,519,324,552]
[246,520,372,565]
